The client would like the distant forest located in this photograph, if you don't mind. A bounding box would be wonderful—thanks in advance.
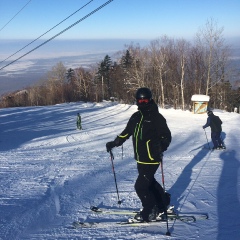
[1,19,240,112]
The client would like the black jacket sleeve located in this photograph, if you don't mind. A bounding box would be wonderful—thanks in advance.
[113,114,135,147]
[154,113,172,152]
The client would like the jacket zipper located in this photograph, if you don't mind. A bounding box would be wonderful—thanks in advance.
[135,112,143,161]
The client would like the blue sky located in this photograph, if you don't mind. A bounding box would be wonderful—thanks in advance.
[0,0,240,42]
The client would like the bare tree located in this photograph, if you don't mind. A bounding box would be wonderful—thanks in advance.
[47,62,67,103]
[195,19,228,96]
[149,37,169,108]
[176,39,191,110]
[188,46,206,94]
[123,44,149,91]
[74,67,92,101]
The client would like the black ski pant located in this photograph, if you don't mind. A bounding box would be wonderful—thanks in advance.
[134,163,165,220]
[211,131,223,148]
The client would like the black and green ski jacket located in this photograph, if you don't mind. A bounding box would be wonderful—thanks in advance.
[114,101,171,164]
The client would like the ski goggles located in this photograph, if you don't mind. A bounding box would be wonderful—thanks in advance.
[137,98,150,104]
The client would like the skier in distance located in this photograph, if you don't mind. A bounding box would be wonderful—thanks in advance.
[203,110,225,150]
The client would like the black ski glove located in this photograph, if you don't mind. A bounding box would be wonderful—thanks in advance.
[106,141,116,152]
[159,136,170,152]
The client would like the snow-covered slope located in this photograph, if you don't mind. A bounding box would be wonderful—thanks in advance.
[0,102,239,239]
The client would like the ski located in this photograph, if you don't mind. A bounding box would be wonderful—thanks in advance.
[72,213,205,229]
[90,205,138,215]
[71,206,208,229]
[71,220,161,229]
[211,148,227,152]
[90,205,208,221]
[203,145,227,151]
[90,205,175,215]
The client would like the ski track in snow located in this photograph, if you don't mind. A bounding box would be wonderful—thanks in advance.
[0,101,240,239]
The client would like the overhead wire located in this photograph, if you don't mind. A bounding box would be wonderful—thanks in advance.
[0,0,32,32]
[0,0,94,65]
[0,0,114,71]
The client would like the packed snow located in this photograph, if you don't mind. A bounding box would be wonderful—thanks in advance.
[0,101,239,240]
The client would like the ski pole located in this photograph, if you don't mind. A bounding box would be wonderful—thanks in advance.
[109,150,122,206]
[204,128,211,150]
[121,144,123,161]
[160,160,171,236]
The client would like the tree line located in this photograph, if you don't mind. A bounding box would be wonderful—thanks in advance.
[1,19,239,112]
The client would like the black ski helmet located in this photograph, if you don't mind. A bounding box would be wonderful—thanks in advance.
[207,110,213,116]
[135,87,152,100]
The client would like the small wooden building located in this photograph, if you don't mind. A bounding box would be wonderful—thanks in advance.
[191,94,210,114]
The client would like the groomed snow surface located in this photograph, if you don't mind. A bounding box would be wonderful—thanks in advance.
[0,102,239,240]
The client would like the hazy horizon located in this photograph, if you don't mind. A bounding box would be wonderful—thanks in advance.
[0,38,239,97]
[0,39,150,96]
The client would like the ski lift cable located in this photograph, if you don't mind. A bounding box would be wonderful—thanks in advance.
[0,0,114,71]
[0,0,94,65]
[0,0,32,32]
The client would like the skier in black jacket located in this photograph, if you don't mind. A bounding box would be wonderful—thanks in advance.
[203,110,225,149]
[106,88,172,222]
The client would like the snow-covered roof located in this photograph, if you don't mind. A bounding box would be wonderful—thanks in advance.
[191,94,210,102]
